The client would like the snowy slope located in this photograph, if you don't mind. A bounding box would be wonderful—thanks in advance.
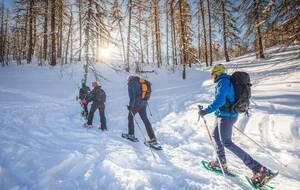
[0,46,299,190]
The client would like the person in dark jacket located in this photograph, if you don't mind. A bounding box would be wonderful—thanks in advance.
[198,64,276,185]
[79,82,91,119]
[124,76,157,144]
[83,81,107,130]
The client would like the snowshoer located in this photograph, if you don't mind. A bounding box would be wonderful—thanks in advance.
[123,76,158,147]
[79,81,90,119]
[83,81,107,130]
[198,64,277,186]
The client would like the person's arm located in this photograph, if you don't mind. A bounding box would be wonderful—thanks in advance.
[128,81,137,107]
[86,89,94,103]
[79,88,83,99]
[204,79,227,114]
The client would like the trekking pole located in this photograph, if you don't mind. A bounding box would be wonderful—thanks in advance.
[147,104,153,117]
[198,105,226,178]
[233,125,288,168]
[129,110,156,160]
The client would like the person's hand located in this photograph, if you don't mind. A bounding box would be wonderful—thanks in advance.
[198,109,207,117]
[80,99,87,104]
[127,105,137,112]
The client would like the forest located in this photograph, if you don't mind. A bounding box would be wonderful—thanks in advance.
[0,0,299,79]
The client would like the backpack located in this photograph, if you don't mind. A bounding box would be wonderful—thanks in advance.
[139,78,151,101]
[230,71,251,113]
[96,88,106,103]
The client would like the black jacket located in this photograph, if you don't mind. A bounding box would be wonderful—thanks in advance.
[79,86,91,100]
[86,86,106,104]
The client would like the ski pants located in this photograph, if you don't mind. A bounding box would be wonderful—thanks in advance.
[213,116,262,172]
[128,105,156,140]
[82,103,89,118]
[87,102,107,129]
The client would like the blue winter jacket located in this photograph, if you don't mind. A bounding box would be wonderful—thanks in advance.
[204,73,238,117]
[128,76,147,108]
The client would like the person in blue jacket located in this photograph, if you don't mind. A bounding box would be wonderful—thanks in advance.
[123,75,157,145]
[199,64,276,185]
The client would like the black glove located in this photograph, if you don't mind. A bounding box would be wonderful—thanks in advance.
[198,109,207,117]
[127,105,137,112]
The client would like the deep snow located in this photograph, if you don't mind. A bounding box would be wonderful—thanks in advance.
[0,45,300,190]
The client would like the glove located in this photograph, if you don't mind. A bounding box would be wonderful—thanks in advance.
[80,99,87,104]
[127,105,137,112]
[198,109,207,117]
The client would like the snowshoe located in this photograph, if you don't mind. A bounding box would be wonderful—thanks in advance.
[201,160,235,177]
[249,167,278,188]
[98,125,107,131]
[208,160,228,172]
[144,138,162,150]
[121,133,139,142]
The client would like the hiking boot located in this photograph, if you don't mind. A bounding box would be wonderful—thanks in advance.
[208,160,228,172]
[252,166,278,187]
[84,123,93,128]
[147,138,157,145]
[99,125,107,131]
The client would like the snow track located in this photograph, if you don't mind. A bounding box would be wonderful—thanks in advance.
[1,46,300,189]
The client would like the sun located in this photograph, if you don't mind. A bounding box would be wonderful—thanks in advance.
[98,47,111,60]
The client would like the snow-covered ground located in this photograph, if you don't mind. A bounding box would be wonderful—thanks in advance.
[0,45,299,190]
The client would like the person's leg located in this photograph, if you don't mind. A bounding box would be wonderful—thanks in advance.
[138,106,156,140]
[128,110,137,135]
[212,117,226,164]
[87,103,97,125]
[84,104,89,119]
[99,104,107,129]
[219,117,262,172]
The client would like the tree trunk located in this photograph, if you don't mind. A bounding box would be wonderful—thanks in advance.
[166,0,169,65]
[64,7,73,65]
[50,0,57,66]
[145,20,149,64]
[83,0,92,84]
[154,0,161,68]
[126,0,132,72]
[137,1,144,64]
[222,0,229,62]
[200,0,208,67]
[78,0,82,61]
[43,0,48,61]
[27,0,34,64]
[179,0,186,79]
[206,0,213,66]
[170,0,177,66]
[58,0,63,60]
[197,0,201,62]
[0,3,4,65]
[4,9,9,65]
[254,0,264,58]
[118,21,126,64]
[151,24,155,64]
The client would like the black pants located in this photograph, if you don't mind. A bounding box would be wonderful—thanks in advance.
[82,104,89,119]
[128,106,156,140]
[87,102,107,129]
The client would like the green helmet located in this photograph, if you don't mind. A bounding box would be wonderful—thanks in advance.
[211,64,225,75]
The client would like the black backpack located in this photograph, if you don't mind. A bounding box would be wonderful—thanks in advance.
[230,72,252,113]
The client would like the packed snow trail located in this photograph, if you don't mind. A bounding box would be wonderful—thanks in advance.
[0,46,300,190]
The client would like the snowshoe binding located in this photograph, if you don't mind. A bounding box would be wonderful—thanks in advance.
[144,138,162,150]
[249,166,278,188]
[84,123,93,128]
[122,133,139,142]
